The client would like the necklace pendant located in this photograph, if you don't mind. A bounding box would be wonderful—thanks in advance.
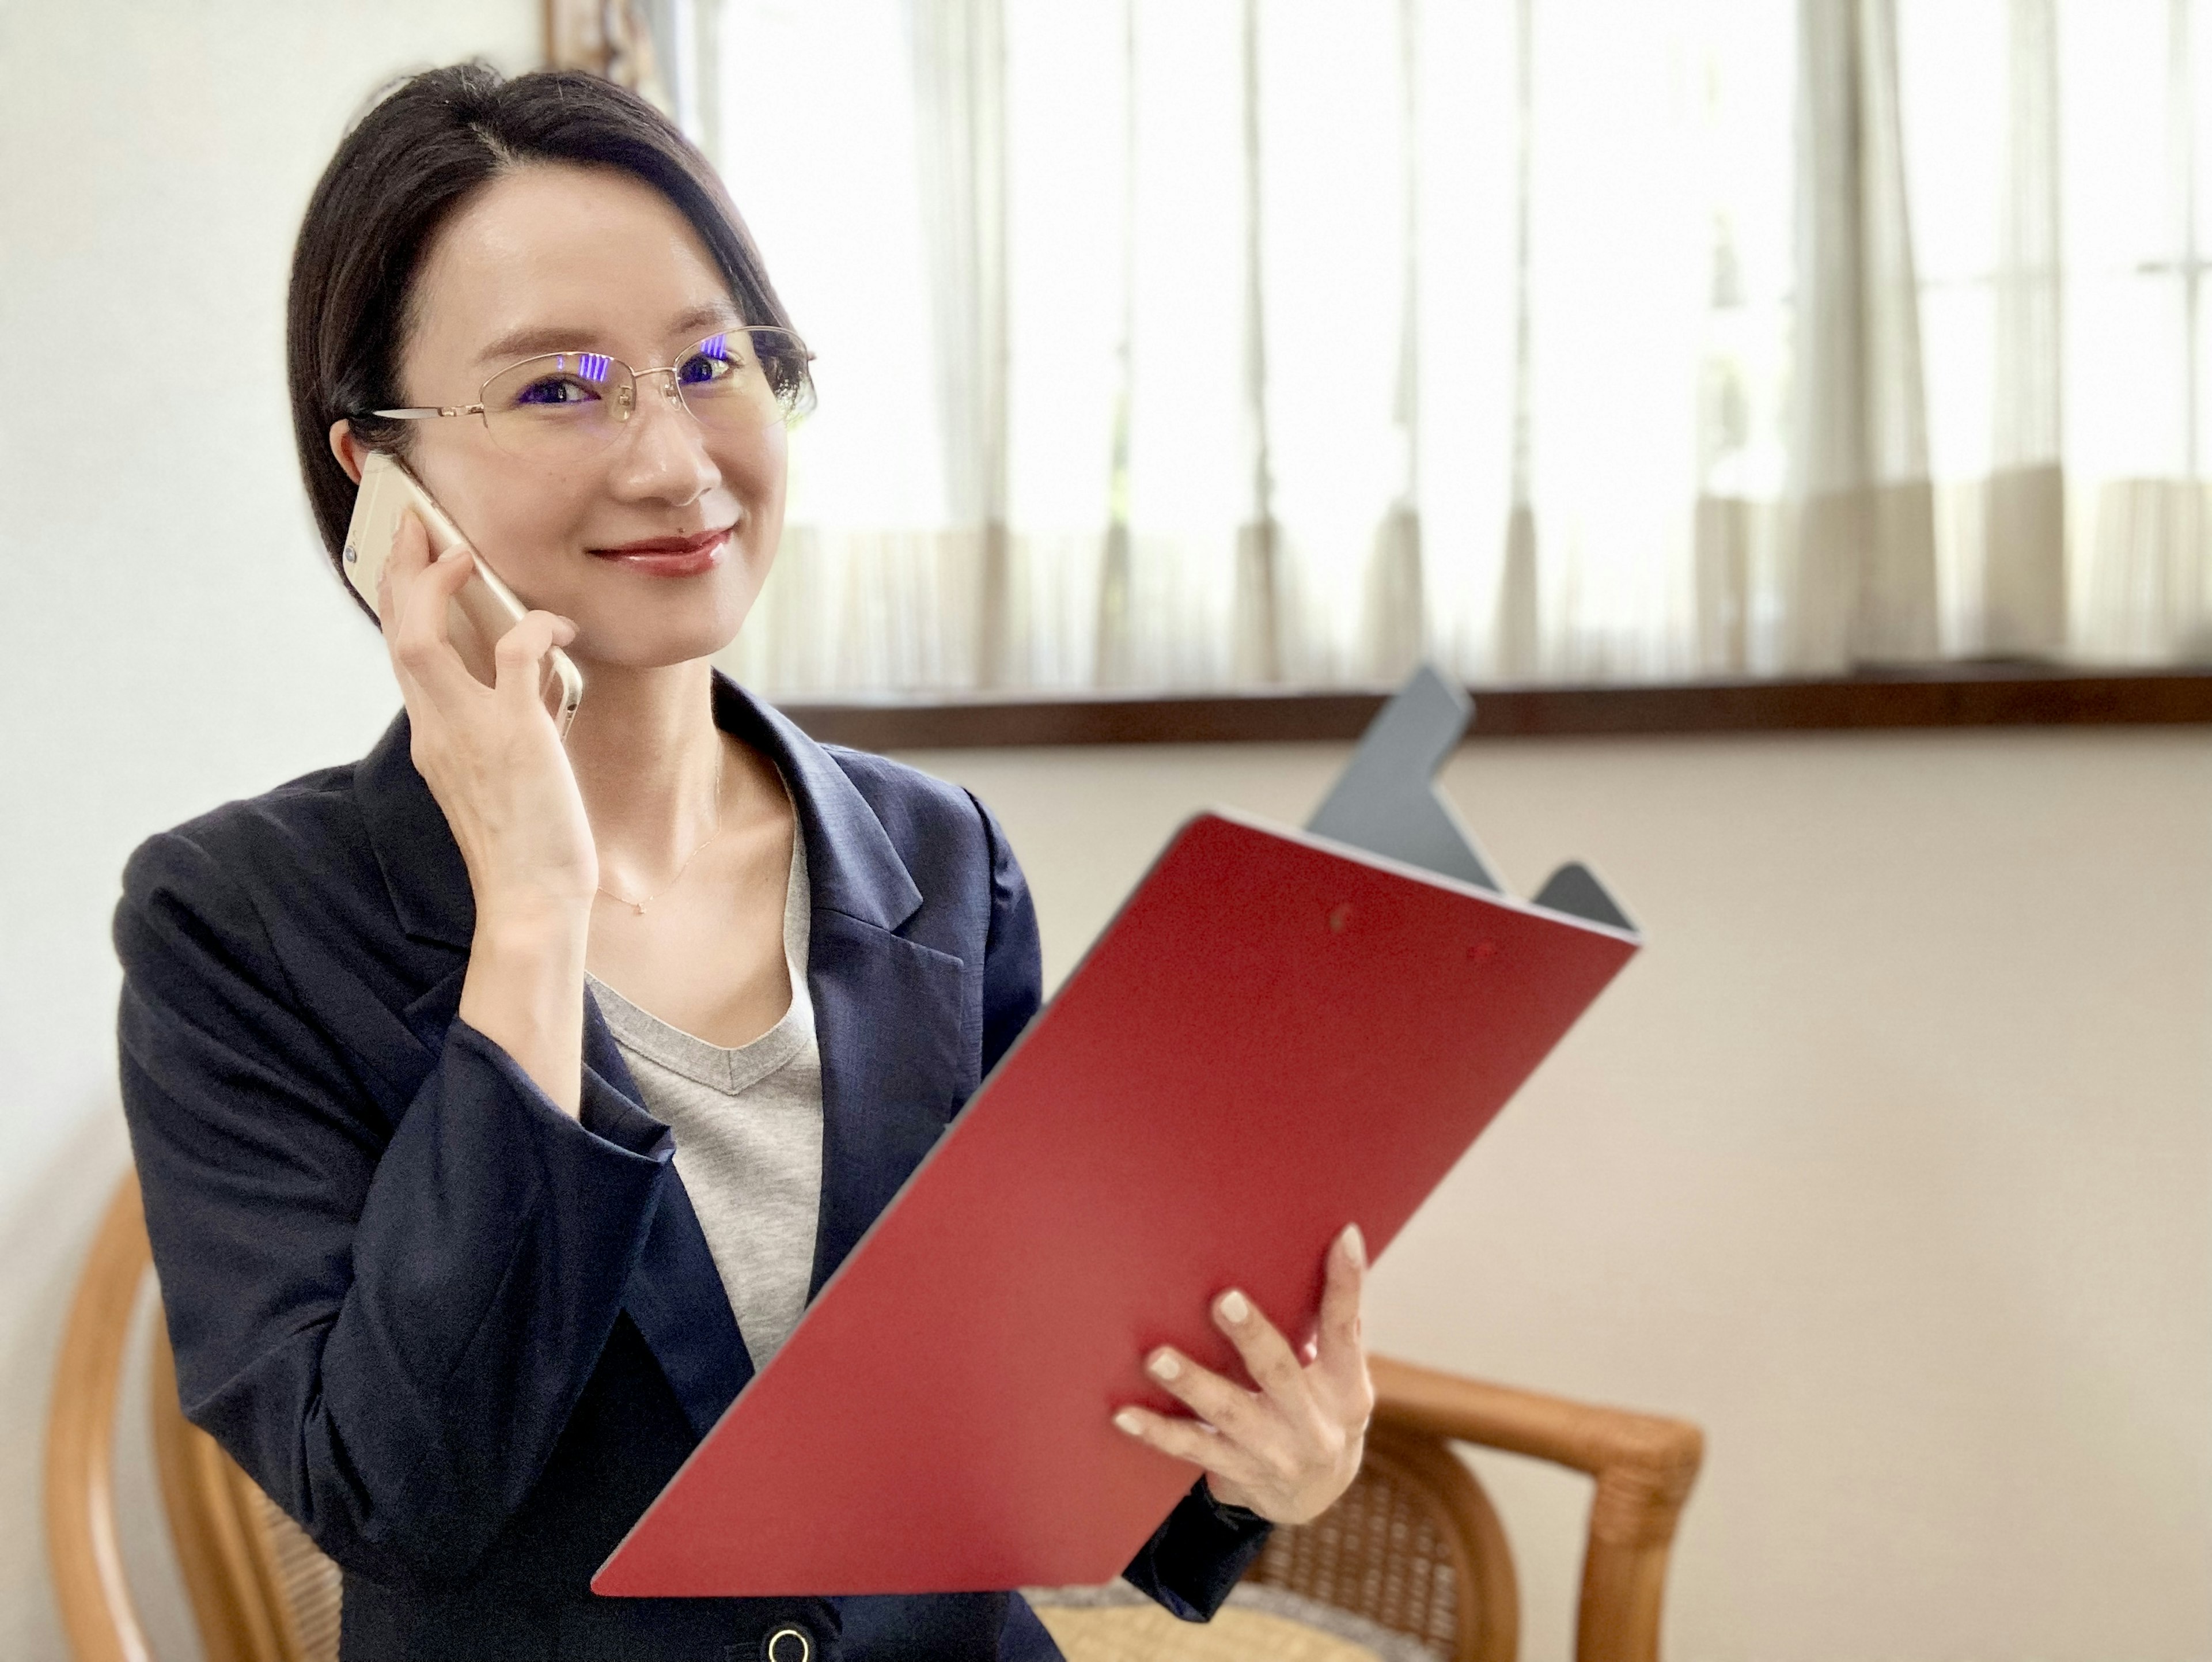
[631,899,649,916]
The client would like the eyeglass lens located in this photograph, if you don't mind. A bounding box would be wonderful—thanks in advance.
[476,327,814,458]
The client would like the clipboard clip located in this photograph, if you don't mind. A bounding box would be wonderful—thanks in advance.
[1305,664,1637,935]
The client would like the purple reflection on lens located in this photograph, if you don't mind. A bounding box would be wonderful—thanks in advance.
[578,352,612,382]
[700,333,729,360]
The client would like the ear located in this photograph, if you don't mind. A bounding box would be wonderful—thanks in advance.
[328,419,368,486]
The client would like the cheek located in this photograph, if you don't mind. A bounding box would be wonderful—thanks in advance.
[718,424,787,520]
[717,426,789,567]
[415,452,593,609]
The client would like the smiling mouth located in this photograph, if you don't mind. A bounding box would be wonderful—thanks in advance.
[588,525,734,576]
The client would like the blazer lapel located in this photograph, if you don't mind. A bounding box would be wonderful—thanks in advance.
[804,915,972,1296]
[585,995,756,1434]
[354,711,475,952]
[356,714,477,1093]
[713,678,979,1298]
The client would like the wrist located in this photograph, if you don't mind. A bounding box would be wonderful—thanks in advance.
[471,894,592,953]
[1199,1475,1266,1523]
[460,907,588,1117]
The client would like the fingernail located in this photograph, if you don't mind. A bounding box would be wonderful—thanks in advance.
[438,544,464,562]
[1148,1349,1182,1381]
[1341,1224,1367,1267]
[1218,1290,1251,1325]
[1113,1409,1145,1436]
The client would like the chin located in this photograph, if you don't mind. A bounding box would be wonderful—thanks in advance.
[571,585,759,671]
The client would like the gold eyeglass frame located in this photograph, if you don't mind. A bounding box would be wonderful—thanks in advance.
[365,324,816,440]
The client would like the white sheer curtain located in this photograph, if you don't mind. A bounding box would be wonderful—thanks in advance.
[1902,0,2212,665]
[640,0,2212,696]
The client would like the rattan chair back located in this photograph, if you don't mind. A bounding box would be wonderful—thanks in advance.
[1244,1419,1516,1662]
[47,1173,343,1662]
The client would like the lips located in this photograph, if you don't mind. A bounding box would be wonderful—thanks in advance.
[588,525,733,577]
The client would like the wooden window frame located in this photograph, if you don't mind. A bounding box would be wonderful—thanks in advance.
[775,667,2212,749]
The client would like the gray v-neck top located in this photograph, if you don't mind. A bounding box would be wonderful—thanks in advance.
[588,828,821,1372]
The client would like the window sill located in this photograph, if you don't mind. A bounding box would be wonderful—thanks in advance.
[775,665,2212,750]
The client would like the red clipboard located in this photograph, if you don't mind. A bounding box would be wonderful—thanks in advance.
[593,807,1638,1597]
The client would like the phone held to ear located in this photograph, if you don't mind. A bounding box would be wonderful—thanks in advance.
[341,450,585,737]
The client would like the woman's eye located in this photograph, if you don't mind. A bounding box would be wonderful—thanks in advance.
[514,375,597,408]
[679,352,735,387]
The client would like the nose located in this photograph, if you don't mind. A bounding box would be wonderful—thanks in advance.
[608,369,719,505]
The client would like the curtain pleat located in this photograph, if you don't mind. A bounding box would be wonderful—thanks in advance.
[911,0,1010,687]
[1231,0,1283,686]
[1091,0,1140,690]
[1789,0,1938,671]
[1983,0,2068,655]
[1361,0,1429,685]
[1495,0,1541,682]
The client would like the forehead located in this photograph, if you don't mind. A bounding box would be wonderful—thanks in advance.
[406,162,738,373]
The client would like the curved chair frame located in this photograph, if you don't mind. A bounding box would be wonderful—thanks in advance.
[47,1173,337,1662]
[51,1174,1702,1662]
[46,1172,156,1662]
[1361,1356,1704,1662]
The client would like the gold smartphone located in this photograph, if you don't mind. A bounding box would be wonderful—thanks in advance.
[340,450,584,736]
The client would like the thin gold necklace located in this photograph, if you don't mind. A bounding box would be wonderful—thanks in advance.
[595,742,726,917]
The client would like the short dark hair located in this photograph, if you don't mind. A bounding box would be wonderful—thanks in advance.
[286,62,799,599]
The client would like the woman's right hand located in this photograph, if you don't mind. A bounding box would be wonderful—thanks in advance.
[378,508,594,1114]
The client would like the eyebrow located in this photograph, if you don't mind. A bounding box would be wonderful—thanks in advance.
[474,301,745,368]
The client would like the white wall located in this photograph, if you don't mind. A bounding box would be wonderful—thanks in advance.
[0,5,542,1657]
[3,6,2207,1661]
[900,731,2212,1662]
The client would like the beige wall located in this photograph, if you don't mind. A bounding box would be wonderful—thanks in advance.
[0,5,543,1658]
[899,729,2212,1662]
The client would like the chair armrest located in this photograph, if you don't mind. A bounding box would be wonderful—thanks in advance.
[1370,1355,1702,1548]
[1372,1356,1701,1485]
[1368,1356,1703,1662]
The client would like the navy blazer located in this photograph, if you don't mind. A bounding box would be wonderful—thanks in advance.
[114,674,1268,1662]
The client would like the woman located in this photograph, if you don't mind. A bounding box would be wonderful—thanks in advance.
[115,63,1372,1661]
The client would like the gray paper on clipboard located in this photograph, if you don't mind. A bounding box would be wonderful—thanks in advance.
[1305,664,1637,936]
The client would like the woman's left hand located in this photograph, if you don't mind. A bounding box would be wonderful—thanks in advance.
[1112,1223,1374,1525]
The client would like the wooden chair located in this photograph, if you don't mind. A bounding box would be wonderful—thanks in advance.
[47,1172,341,1662]
[1238,1356,1704,1662]
[51,1172,1702,1662]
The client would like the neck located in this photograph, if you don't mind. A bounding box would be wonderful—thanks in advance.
[560,657,733,879]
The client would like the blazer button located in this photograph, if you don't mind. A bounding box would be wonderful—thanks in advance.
[762,1625,813,1662]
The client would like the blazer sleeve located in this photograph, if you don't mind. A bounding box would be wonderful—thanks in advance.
[1121,1483,1274,1620]
[965,795,1274,1621]
[972,792,1043,1080]
[114,828,673,1592]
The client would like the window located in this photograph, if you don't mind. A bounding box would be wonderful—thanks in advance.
[601,0,2212,698]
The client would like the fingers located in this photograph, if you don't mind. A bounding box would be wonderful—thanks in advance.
[1142,1346,1272,1451]
[1316,1224,1368,1373]
[493,611,579,716]
[1117,1243,1377,1527]
[1111,1406,1262,1490]
[383,521,479,706]
[373,505,435,629]
[1213,1287,1308,1407]
[1136,1289,1312,1481]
